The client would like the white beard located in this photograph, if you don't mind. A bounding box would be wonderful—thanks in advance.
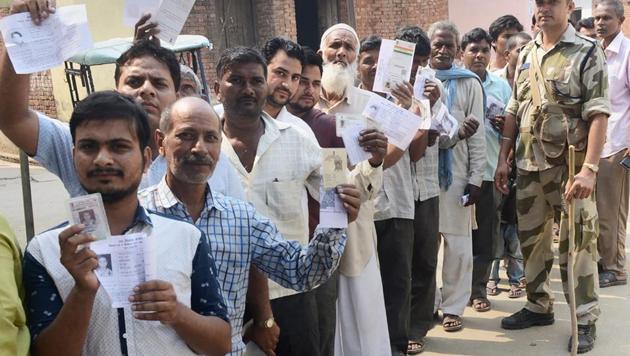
[321,61,357,97]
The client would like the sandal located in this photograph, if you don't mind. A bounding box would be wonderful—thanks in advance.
[508,285,524,298]
[407,339,425,355]
[486,280,500,296]
[599,271,627,288]
[442,314,463,332]
[518,277,526,289]
[471,297,491,312]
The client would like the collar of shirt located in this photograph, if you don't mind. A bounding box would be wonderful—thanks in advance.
[603,31,625,55]
[534,24,578,49]
[319,86,357,111]
[154,177,228,214]
[123,204,153,233]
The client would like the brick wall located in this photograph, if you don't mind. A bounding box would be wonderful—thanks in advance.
[181,0,218,91]
[353,0,449,39]
[255,0,298,45]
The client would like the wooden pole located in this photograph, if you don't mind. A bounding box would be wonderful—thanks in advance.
[567,145,578,356]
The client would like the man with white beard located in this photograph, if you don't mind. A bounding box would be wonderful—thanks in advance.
[316,24,392,356]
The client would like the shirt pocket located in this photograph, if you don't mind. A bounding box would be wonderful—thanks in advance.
[265,179,304,223]
[547,64,581,105]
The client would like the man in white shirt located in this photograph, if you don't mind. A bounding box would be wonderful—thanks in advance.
[594,0,630,288]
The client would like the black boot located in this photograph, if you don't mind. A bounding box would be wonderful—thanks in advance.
[568,324,596,354]
[501,308,555,329]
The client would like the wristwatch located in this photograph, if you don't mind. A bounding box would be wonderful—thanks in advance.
[257,317,275,329]
[583,162,599,173]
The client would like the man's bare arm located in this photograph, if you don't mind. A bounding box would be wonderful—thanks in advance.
[409,130,429,162]
[494,113,518,195]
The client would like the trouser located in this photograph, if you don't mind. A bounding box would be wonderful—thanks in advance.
[334,254,391,356]
[271,291,320,356]
[314,270,339,356]
[435,232,473,316]
[517,166,600,325]
[596,150,629,278]
[409,197,440,340]
[489,223,524,285]
[471,181,502,300]
[375,218,414,352]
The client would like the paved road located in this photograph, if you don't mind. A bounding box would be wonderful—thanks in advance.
[1,161,628,355]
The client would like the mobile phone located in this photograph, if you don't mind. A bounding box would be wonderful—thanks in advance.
[620,156,630,170]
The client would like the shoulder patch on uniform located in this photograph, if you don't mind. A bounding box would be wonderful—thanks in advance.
[520,63,530,70]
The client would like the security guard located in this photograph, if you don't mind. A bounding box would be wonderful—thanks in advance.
[494,0,610,353]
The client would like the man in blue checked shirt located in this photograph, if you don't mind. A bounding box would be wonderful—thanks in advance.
[138,96,361,356]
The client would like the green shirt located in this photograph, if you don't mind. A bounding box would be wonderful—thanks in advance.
[0,215,29,356]
[507,24,611,171]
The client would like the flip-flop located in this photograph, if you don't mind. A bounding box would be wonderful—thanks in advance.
[486,281,500,296]
[407,339,425,355]
[599,271,627,288]
[471,297,491,312]
[508,285,524,298]
[443,314,463,332]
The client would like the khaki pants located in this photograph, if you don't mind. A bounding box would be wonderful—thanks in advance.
[516,166,600,325]
[596,150,629,278]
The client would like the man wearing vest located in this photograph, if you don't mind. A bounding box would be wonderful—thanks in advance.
[495,0,610,353]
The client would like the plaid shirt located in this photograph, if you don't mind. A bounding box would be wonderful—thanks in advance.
[138,178,346,356]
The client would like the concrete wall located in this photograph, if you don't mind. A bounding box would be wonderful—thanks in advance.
[448,0,533,36]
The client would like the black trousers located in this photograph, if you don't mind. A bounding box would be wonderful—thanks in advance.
[375,218,415,352]
[471,181,502,300]
[409,197,440,340]
[271,290,320,356]
[314,270,339,356]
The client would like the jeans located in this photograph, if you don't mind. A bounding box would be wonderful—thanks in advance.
[489,223,524,285]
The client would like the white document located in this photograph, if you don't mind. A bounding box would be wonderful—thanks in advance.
[362,94,423,150]
[335,113,366,137]
[431,105,459,139]
[154,0,196,45]
[123,0,161,26]
[413,66,436,100]
[0,5,93,74]
[485,95,505,131]
[341,121,372,166]
[90,233,157,308]
[319,187,348,229]
[373,39,416,94]
[413,98,432,130]
[67,193,111,241]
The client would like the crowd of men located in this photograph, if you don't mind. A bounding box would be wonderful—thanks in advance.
[0,0,628,355]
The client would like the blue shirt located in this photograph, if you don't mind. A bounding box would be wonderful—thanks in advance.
[23,206,228,356]
[138,178,347,355]
[482,71,512,181]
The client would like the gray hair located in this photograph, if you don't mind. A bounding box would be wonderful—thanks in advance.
[159,105,174,133]
[506,32,533,51]
[427,21,460,47]
[595,0,625,18]
[179,64,202,95]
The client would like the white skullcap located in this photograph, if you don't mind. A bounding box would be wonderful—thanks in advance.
[319,23,360,50]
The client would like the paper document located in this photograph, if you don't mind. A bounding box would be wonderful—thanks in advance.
[67,193,111,241]
[413,98,432,130]
[90,233,156,308]
[431,105,459,139]
[336,113,366,137]
[154,0,196,45]
[322,148,348,189]
[413,66,436,100]
[373,39,416,94]
[362,94,424,150]
[0,5,93,74]
[485,95,505,132]
[340,121,372,166]
[319,187,348,228]
[123,0,161,26]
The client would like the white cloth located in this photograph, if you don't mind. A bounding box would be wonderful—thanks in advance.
[601,31,630,158]
[276,106,319,144]
[374,147,415,221]
[435,232,473,316]
[320,23,360,50]
[221,113,321,300]
[334,253,390,356]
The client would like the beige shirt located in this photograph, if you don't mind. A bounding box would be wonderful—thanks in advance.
[318,86,384,276]
[276,106,319,145]
[221,113,322,300]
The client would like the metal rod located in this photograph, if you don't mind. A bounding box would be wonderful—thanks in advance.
[19,150,35,241]
[567,145,578,356]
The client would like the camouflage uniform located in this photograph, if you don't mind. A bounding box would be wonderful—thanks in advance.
[506,25,610,325]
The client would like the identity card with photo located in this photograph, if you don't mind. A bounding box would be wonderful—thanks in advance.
[67,193,111,240]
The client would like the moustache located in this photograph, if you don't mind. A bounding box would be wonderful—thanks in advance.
[183,154,215,166]
[87,168,124,177]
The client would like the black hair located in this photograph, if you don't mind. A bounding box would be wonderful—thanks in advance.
[302,46,323,76]
[261,37,305,65]
[461,27,494,51]
[532,14,537,26]
[114,39,181,90]
[395,25,431,57]
[216,46,268,79]
[359,35,382,54]
[505,32,533,51]
[489,15,524,42]
[576,17,595,31]
[69,91,151,151]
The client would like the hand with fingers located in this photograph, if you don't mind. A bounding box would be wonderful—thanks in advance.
[423,81,440,108]
[494,159,511,195]
[390,81,414,110]
[564,169,596,203]
[458,116,480,140]
[427,130,439,146]
[58,224,99,293]
[358,128,388,167]
[491,115,505,133]
[130,280,181,325]
[10,0,56,25]
[134,13,161,45]
[336,184,361,222]
[244,323,279,356]
[464,184,481,206]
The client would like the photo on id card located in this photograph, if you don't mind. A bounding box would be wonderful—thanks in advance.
[67,193,111,240]
[322,148,348,189]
